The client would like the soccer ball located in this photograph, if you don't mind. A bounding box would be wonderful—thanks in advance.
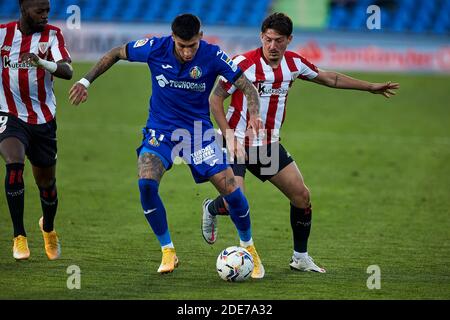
[216,246,254,282]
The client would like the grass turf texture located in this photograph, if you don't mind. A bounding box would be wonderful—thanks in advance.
[0,63,449,299]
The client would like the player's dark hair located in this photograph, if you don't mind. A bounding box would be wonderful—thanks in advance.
[19,0,33,8]
[171,14,201,41]
[261,12,293,37]
[19,0,48,9]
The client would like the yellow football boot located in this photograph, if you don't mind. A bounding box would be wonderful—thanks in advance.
[13,235,30,260]
[245,245,265,279]
[157,248,179,274]
[39,217,61,260]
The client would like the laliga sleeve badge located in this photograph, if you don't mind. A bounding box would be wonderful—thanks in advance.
[133,39,149,48]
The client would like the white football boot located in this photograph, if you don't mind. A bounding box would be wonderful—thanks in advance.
[290,254,326,273]
[201,199,218,244]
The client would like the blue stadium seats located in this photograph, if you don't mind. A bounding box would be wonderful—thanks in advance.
[0,0,446,35]
[328,0,449,35]
[0,0,19,19]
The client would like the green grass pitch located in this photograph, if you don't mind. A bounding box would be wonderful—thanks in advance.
[0,63,449,299]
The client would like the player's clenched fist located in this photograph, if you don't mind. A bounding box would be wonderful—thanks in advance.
[69,82,89,105]
[20,53,40,66]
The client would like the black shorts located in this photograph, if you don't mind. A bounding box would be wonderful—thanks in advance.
[0,112,57,168]
[230,142,294,182]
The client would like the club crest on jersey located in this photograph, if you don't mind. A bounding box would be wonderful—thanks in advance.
[134,38,149,48]
[38,42,49,54]
[189,66,202,79]
[148,136,160,147]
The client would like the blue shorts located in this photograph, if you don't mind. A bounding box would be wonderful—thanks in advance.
[136,128,229,184]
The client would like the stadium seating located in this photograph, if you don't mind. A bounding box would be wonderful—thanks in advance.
[0,0,271,28]
[0,0,447,35]
[328,0,450,35]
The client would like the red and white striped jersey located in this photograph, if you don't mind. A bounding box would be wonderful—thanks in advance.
[222,48,318,146]
[0,21,71,124]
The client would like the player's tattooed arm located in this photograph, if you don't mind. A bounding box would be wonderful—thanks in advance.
[84,45,128,83]
[212,81,231,99]
[312,69,400,98]
[138,153,166,182]
[69,45,127,105]
[233,74,263,133]
[233,74,260,116]
[210,82,246,161]
[210,81,232,136]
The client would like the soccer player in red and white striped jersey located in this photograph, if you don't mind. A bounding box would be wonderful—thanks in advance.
[0,0,73,261]
[202,13,399,274]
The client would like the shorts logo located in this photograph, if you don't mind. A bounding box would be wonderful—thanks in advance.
[191,145,217,165]
[189,66,202,79]
[148,137,160,147]
[147,129,164,147]
[133,38,149,48]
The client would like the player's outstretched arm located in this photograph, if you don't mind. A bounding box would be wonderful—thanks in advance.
[20,53,73,80]
[69,45,128,105]
[210,81,246,161]
[233,74,263,132]
[311,69,400,98]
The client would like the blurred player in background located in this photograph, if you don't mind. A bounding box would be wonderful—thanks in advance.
[69,14,267,277]
[202,12,399,273]
[0,0,73,260]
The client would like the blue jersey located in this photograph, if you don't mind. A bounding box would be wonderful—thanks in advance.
[126,36,242,134]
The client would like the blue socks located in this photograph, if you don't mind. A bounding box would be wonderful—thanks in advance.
[224,188,252,242]
[139,180,251,245]
[138,179,172,247]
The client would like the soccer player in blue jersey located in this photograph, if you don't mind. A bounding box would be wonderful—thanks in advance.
[69,14,266,277]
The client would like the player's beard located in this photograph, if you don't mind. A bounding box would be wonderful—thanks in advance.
[27,15,46,33]
[34,21,47,32]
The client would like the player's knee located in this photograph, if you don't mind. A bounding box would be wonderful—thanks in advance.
[139,178,159,195]
[222,176,238,195]
[2,151,25,164]
[0,138,25,163]
[35,177,56,189]
[291,186,311,208]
